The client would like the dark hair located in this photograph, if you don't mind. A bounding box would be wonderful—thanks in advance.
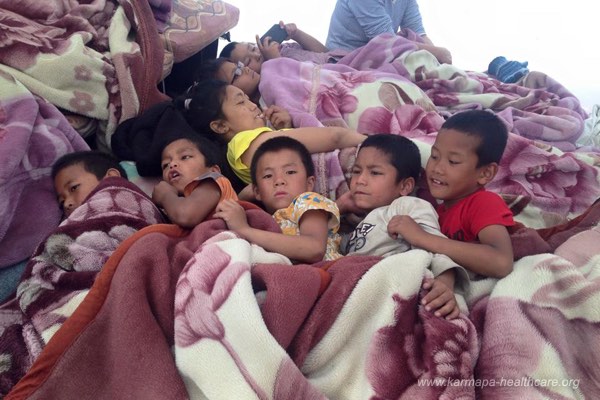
[160,134,222,168]
[52,150,127,181]
[193,57,232,84]
[359,134,421,182]
[219,42,239,59]
[440,110,508,167]
[250,136,315,184]
[173,79,247,192]
[174,79,229,140]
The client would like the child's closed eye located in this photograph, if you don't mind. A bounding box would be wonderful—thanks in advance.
[69,184,80,193]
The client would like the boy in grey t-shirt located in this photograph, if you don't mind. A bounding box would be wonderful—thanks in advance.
[338,134,468,320]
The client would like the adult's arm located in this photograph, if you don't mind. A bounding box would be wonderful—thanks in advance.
[347,0,396,40]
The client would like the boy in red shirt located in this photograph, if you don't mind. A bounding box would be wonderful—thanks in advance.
[389,110,515,278]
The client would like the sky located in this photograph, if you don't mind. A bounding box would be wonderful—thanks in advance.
[221,0,599,112]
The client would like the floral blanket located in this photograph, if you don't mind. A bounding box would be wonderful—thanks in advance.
[0,72,89,268]
[0,0,168,269]
[6,201,600,399]
[0,177,163,396]
[259,33,600,227]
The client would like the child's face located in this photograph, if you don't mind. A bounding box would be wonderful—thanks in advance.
[217,85,266,136]
[228,43,263,73]
[350,147,412,212]
[216,61,261,98]
[161,139,219,193]
[54,164,101,217]
[425,128,488,206]
[253,149,315,213]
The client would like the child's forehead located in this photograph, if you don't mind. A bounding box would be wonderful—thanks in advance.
[356,146,392,163]
[55,163,97,184]
[163,139,198,154]
[258,149,305,169]
[435,129,481,151]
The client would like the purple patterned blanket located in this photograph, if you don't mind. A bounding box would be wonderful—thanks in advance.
[0,177,163,396]
[0,0,170,268]
[259,33,600,227]
[7,202,599,399]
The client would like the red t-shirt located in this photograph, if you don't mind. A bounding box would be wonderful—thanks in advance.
[436,189,514,242]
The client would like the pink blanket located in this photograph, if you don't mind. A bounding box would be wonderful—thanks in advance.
[259,33,599,226]
[7,201,600,399]
[0,177,163,396]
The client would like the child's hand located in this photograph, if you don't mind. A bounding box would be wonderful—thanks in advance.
[152,181,178,206]
[279,21,297,40]
[255,34,281,61]
[421,277,460,320]
[336,191,366,216]
[264,105,292,129]
[214,199,249,233]
[387,215,423,244]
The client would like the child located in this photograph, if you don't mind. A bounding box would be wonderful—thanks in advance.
[177,79,367,185]
[214,136,342,263]
[152,134,238,228]
[220,21,332,74]
[338,134,468,320]
[389,110,515,278]
[52,150,127,217]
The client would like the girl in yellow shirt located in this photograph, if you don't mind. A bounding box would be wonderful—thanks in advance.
[176,79,367,186]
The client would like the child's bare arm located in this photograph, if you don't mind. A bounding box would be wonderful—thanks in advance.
[242,127,366,168]
[389,216,513,278]
[215,200,329,263]
[421,269,460,320]
[152,180,221,228]
[280,21,328,53]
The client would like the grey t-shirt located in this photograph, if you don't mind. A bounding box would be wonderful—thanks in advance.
[343,196,470,293]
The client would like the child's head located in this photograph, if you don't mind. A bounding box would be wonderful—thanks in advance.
[250,136,315,213]
[160,135,222,194]
[52,150,126,217]
[350,134,421,211]
[219,42,263,73]
[194,57,260,99]
[177,79,266,143]
[426,110,508,206]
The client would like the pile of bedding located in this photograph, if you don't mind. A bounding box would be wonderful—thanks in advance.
[0,0,239,271]
[5,201,599,399]
[1,14,599,399]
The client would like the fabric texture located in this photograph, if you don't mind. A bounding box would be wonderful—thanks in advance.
[183,171,238,203]
[326,0,425,51]
[344,196,469,292]
[437,188,515,242]
[226,127,272,183]
[273,191,342,260]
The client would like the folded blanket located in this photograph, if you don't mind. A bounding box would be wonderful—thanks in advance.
[0,177,164,396]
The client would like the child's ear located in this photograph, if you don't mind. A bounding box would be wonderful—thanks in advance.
[306,175,316,192]
[209,119,228,135]
[398,177,415,196]
[477,163,498,185]
[210,164,221,173]
[252,184,261,201]
[104,168,122,178]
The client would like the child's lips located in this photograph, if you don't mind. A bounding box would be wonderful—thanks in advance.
[430,178,445,186]
[169,170,181,182]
